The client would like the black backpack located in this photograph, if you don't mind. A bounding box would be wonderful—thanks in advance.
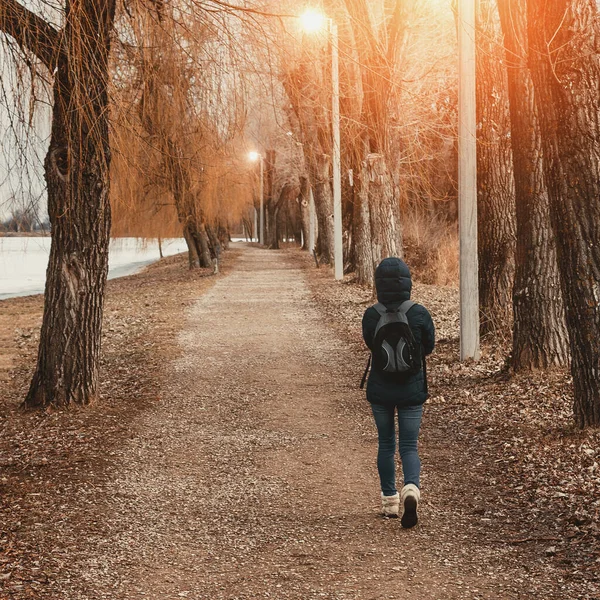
[360,301,423,388]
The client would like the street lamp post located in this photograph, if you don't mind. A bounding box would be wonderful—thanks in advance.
[301,9,343,280]
[458,0,480,360]
[253,207,258,243]
[308,187,316,253]
[329,19,343,281]
[248,151,264,245]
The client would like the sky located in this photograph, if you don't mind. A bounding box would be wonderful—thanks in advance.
[0,49,51,221]
[0,0,56,222]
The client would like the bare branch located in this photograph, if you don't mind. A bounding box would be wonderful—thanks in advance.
[386,0,404,65]
[0,0,61,71]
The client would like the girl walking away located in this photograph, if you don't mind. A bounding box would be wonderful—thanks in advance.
[362,257,435,528]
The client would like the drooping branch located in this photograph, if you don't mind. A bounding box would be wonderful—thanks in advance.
[0,0,62,71]
[344,0,380,58]
[385,0,405,65]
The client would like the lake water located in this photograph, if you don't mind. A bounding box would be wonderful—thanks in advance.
[0,237,188,300]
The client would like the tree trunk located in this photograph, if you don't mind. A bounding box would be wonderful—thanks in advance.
[476,0,516,336]
[265,201,278,248]
[205,223,221,256]
[342,0,406,281]
[183,224,200,269]
[527,0,600,427]
[242,217,252,242]
[138,54,205,273]
[497,0,569,369]
[271,206,281,250]
[310,154,335,264]
[25,0,117,407]
[196,223,213,268]
[217,223,229,250]
[352,156,374,285]
[367,153,402,263]
[283,59,333,262]
[298,175,311,251]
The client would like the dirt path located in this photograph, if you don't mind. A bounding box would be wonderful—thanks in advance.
[41,246,578,599]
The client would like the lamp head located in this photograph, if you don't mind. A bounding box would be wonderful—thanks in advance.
[248,151,260,162]
[301,9,326,33]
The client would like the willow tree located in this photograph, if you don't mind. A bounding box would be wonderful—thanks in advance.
[263,149,302,249]
[112,0,248,268]
[1,0,117,406]
[341,0,405,284]
[129,2,213,268]
[283,53,335,264]
[497,0,568,370]
[527,0,600,426]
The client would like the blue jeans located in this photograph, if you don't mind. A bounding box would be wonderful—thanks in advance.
[371,403,423,496]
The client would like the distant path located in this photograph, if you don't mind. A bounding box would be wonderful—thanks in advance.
[80,246,525,599]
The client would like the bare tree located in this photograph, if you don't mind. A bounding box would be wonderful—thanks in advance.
[111,0,252,267]
[475,0,516,336]
[527,0,600,426]
[1,0,117,407]
[341,0,405,283]
[283,49,335,263]
[497,0,568,370]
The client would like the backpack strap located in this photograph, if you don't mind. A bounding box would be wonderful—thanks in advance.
[373,302,388,315]
[373,300,416,315]
[398,300,416,314]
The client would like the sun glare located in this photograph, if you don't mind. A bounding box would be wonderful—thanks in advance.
[300,9,326,33]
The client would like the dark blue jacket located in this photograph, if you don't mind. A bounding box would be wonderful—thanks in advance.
[362,257,435,406]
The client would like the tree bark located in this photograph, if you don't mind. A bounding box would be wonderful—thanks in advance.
[205,223,221,257]
[264,200,278,249]
[196,223,213,268]
[271,206,281,250]
[298,175,311,251]
[0,0,60,72]
[476,0,516,336]
[352,156,374,285]
[527,0,600,426]
[183,224,200,268]
[283,63,335,263]
[310,154,335,264]
[23,0,117,407]
[342,0,405,281]
[367,153,402,262]
[217,223,230,250]
[497,0,569,369]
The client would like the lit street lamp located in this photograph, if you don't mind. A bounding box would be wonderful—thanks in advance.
[300,8,325,33]
[248,151,264,245]
[301,9,343,281]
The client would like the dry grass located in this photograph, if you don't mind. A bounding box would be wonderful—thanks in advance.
[403,210,458,287]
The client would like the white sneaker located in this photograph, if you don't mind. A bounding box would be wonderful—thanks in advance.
[400,484,420,528]
[381,492,400,518]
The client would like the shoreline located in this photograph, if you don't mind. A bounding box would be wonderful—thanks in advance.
[0,237,189,300]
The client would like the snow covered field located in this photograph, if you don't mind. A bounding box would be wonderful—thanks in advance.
[0,237,187,300]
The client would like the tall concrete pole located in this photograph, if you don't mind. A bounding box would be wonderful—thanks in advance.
[458,0,480,360]
[253,207,258,242]
[330,20,343,280]
[309,187,316,252]
[259,155,265,245]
